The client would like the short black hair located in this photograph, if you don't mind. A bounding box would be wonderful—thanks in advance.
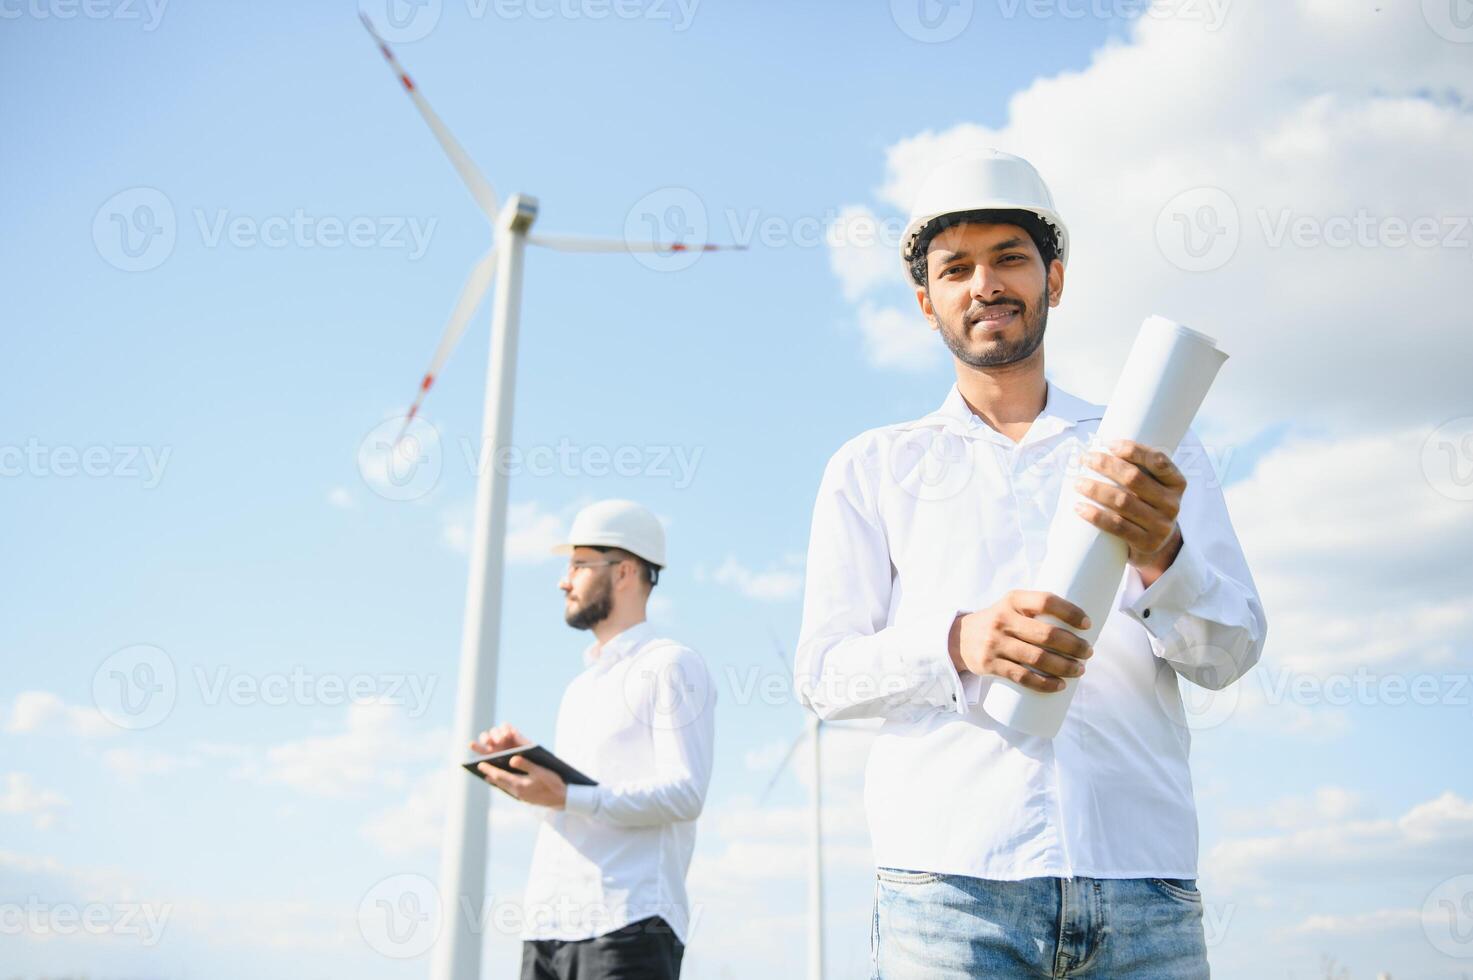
[908,208,1061,288]
[590,545,660,588]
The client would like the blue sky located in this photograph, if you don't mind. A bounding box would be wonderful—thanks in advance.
[4,1,1472,978]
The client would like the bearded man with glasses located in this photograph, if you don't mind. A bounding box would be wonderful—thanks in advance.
[471,499,715,980]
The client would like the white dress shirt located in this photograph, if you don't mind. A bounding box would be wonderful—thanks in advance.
[521,621,715,944]
[795,381,1266,880]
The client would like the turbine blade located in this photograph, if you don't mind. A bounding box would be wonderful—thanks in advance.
[360,13,500,223]
[759,730,809,805]
[528,232,747,254]
[768,627,792,671]
[396,247,498,441]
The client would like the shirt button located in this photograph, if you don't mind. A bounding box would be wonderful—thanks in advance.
[1143,608,1151,618]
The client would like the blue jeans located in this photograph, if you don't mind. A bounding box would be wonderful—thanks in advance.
[871,870,1209,979]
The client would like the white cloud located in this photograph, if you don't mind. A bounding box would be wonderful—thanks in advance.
[855,301,943,373]
[1226,427,1473,677]
[703,554,807,602]
[232,701,446,798]
[3,691,117,738]
[1291,907,1421,935]
[829,3,1473,441]
[828,205,905,303]
[1221,786,1363,834]
[1206,790,1473,887]
[0,772,68,830]
[443,499,567,563]
[361,768,537,858]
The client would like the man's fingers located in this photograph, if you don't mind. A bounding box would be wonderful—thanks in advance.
[508,756,546,775]
[477,763,530,793]
[1005,615,1093,660]
[1075,477,1177,529]
[1074,500,1157,552]
[993,657,1066,693]
[1011,591,1091,631]
[997,637,1086,681]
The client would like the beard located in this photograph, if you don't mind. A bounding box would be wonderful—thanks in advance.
[564,574,613,631]
[935,282,1050,369]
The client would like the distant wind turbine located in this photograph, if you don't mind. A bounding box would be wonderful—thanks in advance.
[762,632,831,980]
[358,17,744,980]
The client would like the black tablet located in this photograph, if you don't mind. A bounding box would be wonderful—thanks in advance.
[462,743,597,787]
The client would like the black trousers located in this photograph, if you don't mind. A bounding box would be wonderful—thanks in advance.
[520,916,684,980]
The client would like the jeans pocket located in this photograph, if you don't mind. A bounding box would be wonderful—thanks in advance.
[1148,878,1203,903]
[876,867,943,886]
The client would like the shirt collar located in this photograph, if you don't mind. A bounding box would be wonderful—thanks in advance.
[582,620,655,667]
[913,378,1102,445]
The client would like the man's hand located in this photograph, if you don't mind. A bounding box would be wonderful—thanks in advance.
[1074,440,1186,579]
[476,756,568,809]
[950,590,1094,693]
[470,723,527,757]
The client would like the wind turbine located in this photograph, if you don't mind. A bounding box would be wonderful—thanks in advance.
[762,634,829,980]
[357,18,743,980]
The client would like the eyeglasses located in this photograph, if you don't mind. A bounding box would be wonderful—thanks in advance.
[565,558,623,577]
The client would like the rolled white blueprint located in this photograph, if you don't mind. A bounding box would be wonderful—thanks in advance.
[981,315,1228,739]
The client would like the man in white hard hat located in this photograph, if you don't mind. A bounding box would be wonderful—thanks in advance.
[795,150,1265,977]
[471,499,715,980]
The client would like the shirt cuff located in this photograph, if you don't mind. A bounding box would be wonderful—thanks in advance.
[563,783,602,818]
[1122,533,1213,642]
[905,608,969,714]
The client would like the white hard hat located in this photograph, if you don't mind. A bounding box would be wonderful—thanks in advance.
[900,150,1069,272]
[553,499,666,568]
